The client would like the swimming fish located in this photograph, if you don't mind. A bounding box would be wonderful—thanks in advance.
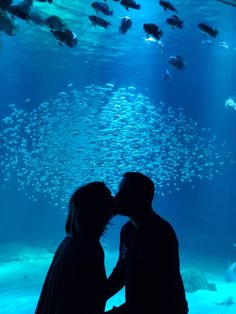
[0,0,13,11]
[198,23,219,38]
[216,0,236,7]
[120,0,141,11]
[166,15,183,29]
[119,16,132,34]
[51,29,78,48]
[159,1,178,13]
[89,15,111,28]
[201,39,214,45]
[219,41,229,49]
[91,2,113,16]
[143,23,163,41]
[45,15,67,32]
[225,98,236,110]
[168,55,186,70]
[7,0,33,21]
[105,83,114,88]
[0,85,231,209]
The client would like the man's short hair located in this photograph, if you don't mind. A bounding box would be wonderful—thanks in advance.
[123,172,155,203]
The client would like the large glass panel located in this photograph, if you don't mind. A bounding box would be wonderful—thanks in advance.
[0,0,235,313]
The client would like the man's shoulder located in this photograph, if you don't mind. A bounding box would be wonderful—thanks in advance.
[120,220,134,235]
[121,220,133,229]
[152,212,177,235]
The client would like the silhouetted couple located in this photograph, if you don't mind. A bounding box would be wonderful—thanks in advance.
[35,172,188,314]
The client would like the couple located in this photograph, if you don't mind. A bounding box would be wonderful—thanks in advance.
[35,172,188,314]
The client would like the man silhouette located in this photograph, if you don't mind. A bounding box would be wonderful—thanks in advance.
[106,172,188,314]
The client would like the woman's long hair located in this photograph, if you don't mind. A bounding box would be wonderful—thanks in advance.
[65,182,113,236]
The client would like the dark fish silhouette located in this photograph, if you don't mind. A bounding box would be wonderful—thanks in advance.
[45,15,67,31]
[159,1,178,13]
[91,2,113,16]
[198,22,219,38]
[120,0,141,11]
[119,16,132,34]
[166,15,183,29]
[51,28,78,48]
[7,0,33,21]
[216,0,236,7]
[89,15,111,28]
[168,55,186,70]
[143,23,163,40]
[0,0,13,11]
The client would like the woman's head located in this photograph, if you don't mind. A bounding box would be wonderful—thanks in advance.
[65,182,114,237]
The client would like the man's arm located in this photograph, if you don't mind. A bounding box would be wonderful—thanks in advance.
[106,255,125,299]
[106,228,126,300]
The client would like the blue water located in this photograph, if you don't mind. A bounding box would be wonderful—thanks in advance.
[0,0,236,313]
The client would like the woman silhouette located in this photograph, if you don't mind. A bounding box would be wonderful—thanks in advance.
[35,182,115,314]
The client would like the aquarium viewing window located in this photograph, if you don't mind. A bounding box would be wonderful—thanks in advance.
[0,0,236,313]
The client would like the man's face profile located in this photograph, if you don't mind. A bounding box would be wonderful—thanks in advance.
[115,178,134,216]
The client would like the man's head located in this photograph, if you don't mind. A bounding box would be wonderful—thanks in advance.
[66,182,115,237]
[115,172,155,217]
